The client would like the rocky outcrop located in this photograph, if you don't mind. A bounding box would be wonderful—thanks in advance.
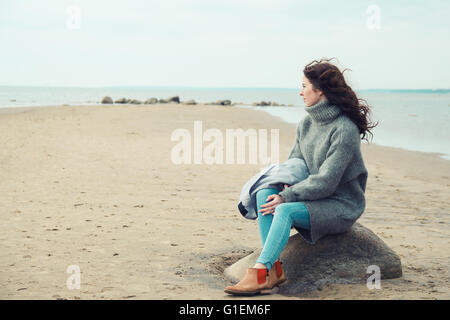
[209,100,232,106]
[224,223,402,295]
[100,96,293,107]
[252,101,271,106]
[252,101,286,106]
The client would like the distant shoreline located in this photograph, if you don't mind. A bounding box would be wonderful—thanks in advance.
[1,84,450,93]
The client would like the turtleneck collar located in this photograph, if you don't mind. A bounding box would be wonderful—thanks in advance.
[304,98,342,125]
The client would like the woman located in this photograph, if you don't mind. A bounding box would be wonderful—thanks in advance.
[224,58,378,296]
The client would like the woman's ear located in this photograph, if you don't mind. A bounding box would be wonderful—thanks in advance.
[312,86,323,96]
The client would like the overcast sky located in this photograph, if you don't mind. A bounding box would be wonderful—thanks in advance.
[1,0,449,89]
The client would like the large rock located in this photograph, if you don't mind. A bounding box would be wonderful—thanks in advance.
[224,223,402,295]
[166,96,180,103]
[101,96,113,104]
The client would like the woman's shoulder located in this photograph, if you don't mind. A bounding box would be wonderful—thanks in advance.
[330,115,361,143]
[334,114,360,133]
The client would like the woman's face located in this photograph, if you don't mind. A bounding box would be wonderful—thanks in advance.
[301,75,325,107]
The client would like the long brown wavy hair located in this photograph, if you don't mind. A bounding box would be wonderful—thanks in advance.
[303,58,378,142]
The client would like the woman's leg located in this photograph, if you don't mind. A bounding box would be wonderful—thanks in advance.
[255,159,310,247]
[255,202,310,271]
[255,188,281,247]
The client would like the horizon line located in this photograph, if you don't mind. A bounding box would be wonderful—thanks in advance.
[0,85,449,92]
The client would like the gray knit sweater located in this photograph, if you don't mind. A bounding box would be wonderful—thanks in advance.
[278,98,368,244]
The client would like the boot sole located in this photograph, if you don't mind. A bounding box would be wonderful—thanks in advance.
[224,286,279,296]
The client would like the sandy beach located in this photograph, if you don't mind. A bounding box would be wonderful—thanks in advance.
[0,103,449,300]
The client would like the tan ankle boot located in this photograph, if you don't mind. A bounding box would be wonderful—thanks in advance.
[268,260,287,287]
[224,268,274,296]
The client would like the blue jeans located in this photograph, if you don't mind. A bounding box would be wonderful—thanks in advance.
[255,188,311,271]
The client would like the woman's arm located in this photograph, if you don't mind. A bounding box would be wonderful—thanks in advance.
[279,124,358,202]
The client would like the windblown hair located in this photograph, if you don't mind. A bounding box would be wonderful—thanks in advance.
[303,58,378,142]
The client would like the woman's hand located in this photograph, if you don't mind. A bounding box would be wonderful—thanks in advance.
[259,193,286,216]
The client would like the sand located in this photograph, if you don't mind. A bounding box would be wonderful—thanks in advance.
[0,103,449,300]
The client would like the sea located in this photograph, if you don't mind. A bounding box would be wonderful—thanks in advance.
[1,86,449,160]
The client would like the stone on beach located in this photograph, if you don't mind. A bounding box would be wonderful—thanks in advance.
[144,98,158,104]
[251,101,286,106]
[252,101,270,106]
[252,101,275,106]
[166,96,180,103]
[210,100,232,106]
[224,223,403,295]
[182,99,197,105]
[101,96,113,104]
[114,97,127,104]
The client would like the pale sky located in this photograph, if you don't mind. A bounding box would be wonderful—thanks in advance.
[1,0,449,89]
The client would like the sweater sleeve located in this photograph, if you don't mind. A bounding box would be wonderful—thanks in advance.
[287,122,304,160]
[278,125,357,202]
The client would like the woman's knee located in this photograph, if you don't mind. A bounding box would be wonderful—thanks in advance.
[256,188,280,203]
[256,188,280,196]
[276,202,310,229]
[273,203,292,219]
